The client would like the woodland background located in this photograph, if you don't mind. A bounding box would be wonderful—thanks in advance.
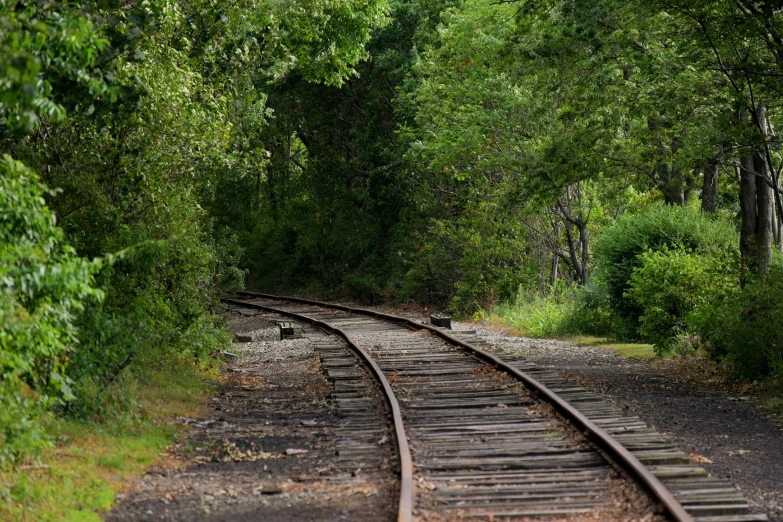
[3,0,783,468]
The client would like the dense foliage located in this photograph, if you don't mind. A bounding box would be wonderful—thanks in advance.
[235,0,783,383]
[593,205,738,340]
[0,0,390,466]
[692,263,783,378]
[0,156,102,465]
[5,0,783,466]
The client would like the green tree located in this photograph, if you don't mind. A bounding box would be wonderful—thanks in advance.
[0,156,101,465]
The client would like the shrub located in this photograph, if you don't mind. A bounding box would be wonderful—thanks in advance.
[344,270,385,304]
[561,283,615,336]
[690,261,783,381]
[490,282,585,338]
[626,248,735,354]
[494,283,616,339]
[211,225,247,294]
[0,156,101,466]
[399,217,534,316]
[66,225,232,418]
[593,204,737,338]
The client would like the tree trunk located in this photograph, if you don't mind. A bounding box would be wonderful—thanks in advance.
[557,183,593,285]
[266,163,278,222]
[701,163,719,213]
[775,207,781,248]
[550,222,560,286]
[755,157,773,277]
[579,225,589,285]
[739,150,758,283]
[659,163,686,205]
[563,221,582,283]
[739,105,774,282]
[655,135,690,205]
[775,178,783,250]
[755,104,774,277]
[557,189,590,286]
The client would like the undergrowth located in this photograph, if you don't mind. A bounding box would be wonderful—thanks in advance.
[0,358,218,521]
[485,283,615,339]
[487,290,572,338]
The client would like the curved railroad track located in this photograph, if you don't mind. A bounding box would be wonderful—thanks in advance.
[222,292,767,522]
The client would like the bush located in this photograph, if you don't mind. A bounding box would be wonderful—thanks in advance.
[593,204,737,338]
[491,290,570,338]
[490,280,598,338]
[0,156,101,466]
[344,269,385,304]
[691,261,783,381]
[561,283,615,336]
[211,225,247,294]
[399,217,535,316]
[626,248,735,354]
[494,283,616,339]
[66,225,232,418]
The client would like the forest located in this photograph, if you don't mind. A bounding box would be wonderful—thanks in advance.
[3,0,783,474]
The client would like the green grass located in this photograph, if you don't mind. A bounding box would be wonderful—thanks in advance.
[485,293,656,360]
[765,396,783,416]
[565,335,656,359]
[487,295,571,338]
[0,359,218,521]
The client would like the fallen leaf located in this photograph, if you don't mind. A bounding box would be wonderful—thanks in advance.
[690,453,713,464]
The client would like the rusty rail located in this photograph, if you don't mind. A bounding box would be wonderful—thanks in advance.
[230,291,693,522]
[222,297,414,522]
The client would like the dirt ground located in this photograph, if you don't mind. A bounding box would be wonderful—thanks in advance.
[106,297,782,521]
[462,327,783,522]
[106,309,397,522]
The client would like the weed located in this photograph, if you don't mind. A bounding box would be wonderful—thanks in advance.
[0,358,217,521]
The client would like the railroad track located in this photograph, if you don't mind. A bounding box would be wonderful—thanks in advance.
[222,292,767,522]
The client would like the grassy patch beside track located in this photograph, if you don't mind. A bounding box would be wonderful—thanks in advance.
[565,336,656,359]
[0,360,218,522]
[484,307,656,360]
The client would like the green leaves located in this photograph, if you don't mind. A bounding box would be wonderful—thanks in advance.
[0,1,120,136]
[0,155,102,466]
[593,204,738,338]
[277,0,391,86]
[626,247,734,352]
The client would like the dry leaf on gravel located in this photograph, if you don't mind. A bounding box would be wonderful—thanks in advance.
[209,439,279,462]
[690,453,714,464]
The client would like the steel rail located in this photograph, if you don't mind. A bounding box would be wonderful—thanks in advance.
[221,297,414,522]
[232,291,693,522]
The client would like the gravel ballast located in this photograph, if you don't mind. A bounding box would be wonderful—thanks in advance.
[107,307,397,522]
[455,322,783,521]
[227,295,783,520]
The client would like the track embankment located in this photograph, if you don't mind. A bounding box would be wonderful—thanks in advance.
[108,307,398,522]
[224,292,769,522]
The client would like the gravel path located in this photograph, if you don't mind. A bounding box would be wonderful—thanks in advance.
[457,322,783,521]
[217,295,783,520]
[107,309,396,522]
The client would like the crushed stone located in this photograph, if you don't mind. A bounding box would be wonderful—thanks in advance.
[107,306,397,522]
[452,320,783,522]
[234,336,313,363]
